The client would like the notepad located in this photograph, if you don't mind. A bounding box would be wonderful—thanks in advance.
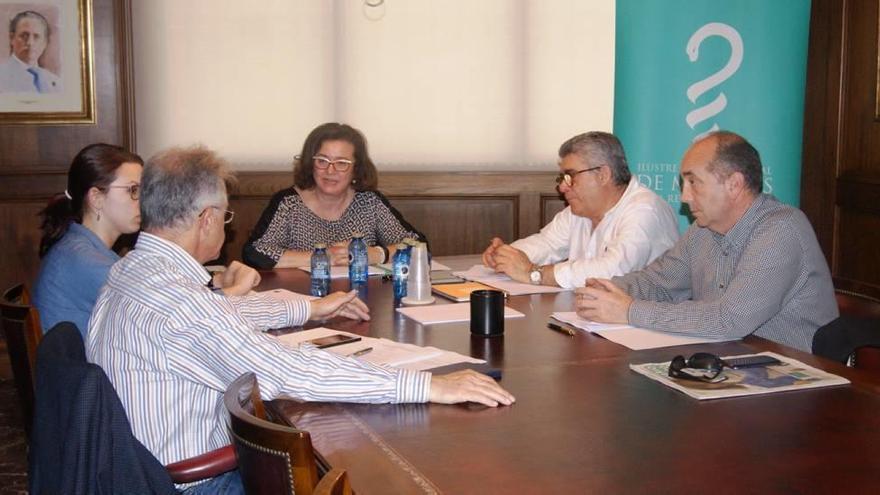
[432,281,496,302]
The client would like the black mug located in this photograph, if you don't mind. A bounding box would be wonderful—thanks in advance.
[470,289,505,337]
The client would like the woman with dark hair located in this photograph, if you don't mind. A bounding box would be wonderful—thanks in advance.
[33,143,143,335]
[243,123,426,269]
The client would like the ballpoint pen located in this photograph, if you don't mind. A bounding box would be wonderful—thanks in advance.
[349,347,373,357]
[547,322,577,336]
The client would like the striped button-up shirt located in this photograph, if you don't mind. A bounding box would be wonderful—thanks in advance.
[613,194,838,352]
[87,233,430,470]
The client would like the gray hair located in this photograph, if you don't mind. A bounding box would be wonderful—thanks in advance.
[558,131,631,186]
[701,130,763,195]
[140,145,235,231]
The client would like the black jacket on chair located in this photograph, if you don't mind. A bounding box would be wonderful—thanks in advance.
[812,315,880,364]
[28,322,176,495]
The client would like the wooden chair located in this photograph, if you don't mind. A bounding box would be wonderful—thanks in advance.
[835,289,880,370]
[0,283,43,438]
[224,372,352,495]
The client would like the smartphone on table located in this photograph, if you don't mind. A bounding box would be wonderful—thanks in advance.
[724,355,782,369]
[306,334,362,349]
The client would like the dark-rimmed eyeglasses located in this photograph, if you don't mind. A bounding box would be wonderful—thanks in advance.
[555,166,602,187]
[102,184,140,201]
[202,206,235,224]
[668,352,727,382]
[313,155,354,172]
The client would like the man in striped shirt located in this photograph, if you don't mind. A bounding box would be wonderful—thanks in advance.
[574,131,837,353]
[87,145,514,493]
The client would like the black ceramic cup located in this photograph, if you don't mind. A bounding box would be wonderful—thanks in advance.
[470,289,505,337]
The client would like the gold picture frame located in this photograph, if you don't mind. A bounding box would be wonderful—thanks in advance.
[0,0,95,124]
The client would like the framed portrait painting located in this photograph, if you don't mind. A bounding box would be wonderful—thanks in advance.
[0,0,94,124]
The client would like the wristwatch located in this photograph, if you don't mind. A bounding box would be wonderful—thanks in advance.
[529,265,543,285]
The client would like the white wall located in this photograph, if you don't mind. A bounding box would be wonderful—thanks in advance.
[132,0,615,171]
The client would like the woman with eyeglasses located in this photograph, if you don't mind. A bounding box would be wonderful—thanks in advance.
[243,122,426,269]
[33,143,143,335]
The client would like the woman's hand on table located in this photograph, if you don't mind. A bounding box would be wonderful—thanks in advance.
[310,290,370,321]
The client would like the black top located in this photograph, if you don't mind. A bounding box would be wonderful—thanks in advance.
[242,188,426,269]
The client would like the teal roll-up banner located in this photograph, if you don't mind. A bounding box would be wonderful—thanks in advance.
[613,0,811,230]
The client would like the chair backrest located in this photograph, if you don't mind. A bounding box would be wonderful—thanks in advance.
[835,289,880,370]
[1,283,43,437]
[225,372,324,495]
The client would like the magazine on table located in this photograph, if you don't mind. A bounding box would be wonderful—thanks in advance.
[630,352,850,400]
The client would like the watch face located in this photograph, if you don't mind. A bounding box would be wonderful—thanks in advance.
[530,270,541,284]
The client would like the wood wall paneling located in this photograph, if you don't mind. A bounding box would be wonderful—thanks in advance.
[388,196,518,256]
[0,0,133,292]
[802,0,880,298]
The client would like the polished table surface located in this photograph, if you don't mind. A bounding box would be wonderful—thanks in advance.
[258,256,880,494]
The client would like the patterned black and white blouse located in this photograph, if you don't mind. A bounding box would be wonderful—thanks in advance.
[242,188,426,269]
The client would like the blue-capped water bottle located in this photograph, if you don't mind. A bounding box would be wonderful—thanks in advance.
[348,233,369,284]
[391,243,409,300]
[310,243,330,297]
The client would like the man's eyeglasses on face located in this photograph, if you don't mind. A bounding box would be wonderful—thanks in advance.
[667,352,727,382]
[555,166,602,187]
[313,155,354,172]
[103,184,140,201]
[202,206,235,224]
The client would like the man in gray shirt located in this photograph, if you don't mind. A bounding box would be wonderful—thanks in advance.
[575,131,837,352]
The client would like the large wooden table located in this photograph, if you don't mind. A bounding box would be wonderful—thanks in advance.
[258,256,880,494]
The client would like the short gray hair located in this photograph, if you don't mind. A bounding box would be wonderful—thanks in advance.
[558,131,631,186]
[140,145,235,231]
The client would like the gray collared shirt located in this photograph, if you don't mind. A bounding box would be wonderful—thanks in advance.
[613,194,837,352]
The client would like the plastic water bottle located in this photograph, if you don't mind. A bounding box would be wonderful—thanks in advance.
[348,233,368,284]
[310,244,330,297]
[391,243,409,300]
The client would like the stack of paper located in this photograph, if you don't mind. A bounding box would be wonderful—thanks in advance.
[397,302,525,325]
[298,266,386,279]
[453,265,568,295]
[551,311,734,350]
[273,327,484,371]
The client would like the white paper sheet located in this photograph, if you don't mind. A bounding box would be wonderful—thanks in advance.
[551,312,735,350]
[397,302,525,325]
[453,265,568,295]
[298,265,386,279]
[259,288,317,301]
[273,327,484,371]
[375,260,451,273]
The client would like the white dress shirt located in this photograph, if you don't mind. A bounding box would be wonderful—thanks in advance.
[0,54,60,93]
[87,233,430,476]
[511,176,680,288]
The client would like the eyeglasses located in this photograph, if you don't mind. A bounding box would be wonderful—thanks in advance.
[313,155,354,172]
[667,352,727,382]
[555,166,602,187]
[102,184,140,200]
[202,206,235,224]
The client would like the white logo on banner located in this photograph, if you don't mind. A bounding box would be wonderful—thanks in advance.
[685,22,743,140]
